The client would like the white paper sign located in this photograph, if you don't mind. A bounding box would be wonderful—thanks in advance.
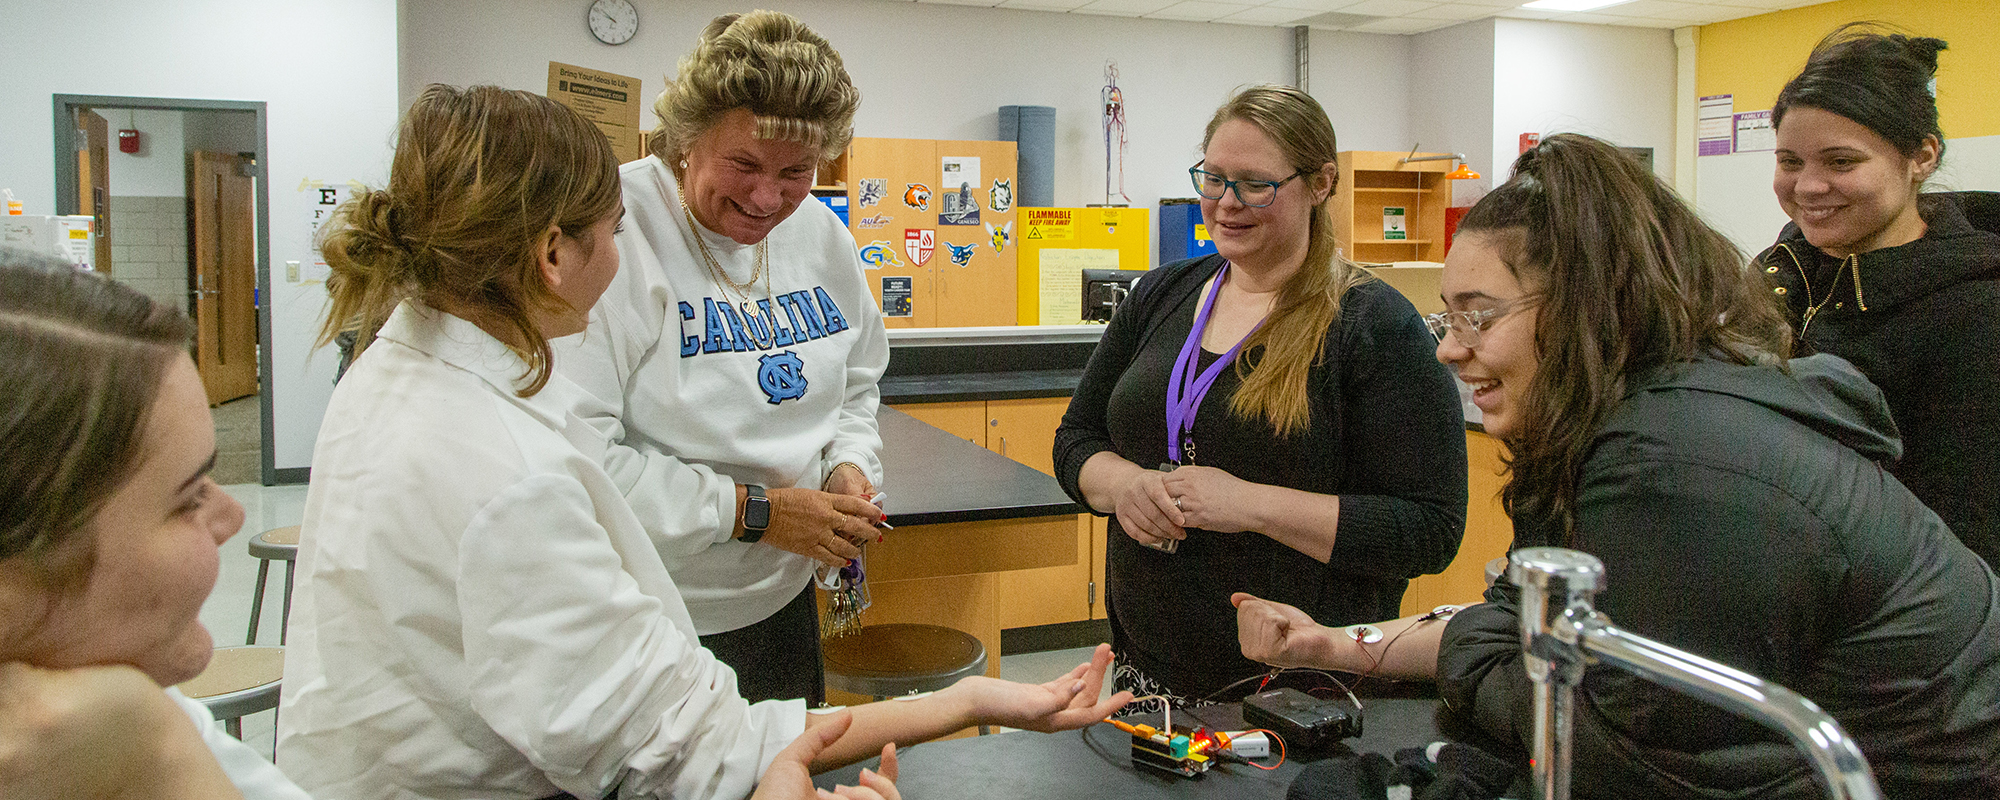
[941,157,981,192]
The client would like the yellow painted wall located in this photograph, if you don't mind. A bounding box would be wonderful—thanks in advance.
[1697,0,2000,139]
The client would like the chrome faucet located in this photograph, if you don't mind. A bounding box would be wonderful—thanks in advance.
[1507,547,1882,800]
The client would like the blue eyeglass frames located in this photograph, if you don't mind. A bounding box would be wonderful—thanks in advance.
[1188,164,1307,208]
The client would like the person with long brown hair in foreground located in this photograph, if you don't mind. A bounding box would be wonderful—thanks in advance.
[277,84,1126,800]
[1235,133,2000,798]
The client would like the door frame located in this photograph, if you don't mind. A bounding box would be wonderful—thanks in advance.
[52,94,281,485]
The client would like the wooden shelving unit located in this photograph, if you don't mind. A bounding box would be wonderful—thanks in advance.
[1332,151,1452,265]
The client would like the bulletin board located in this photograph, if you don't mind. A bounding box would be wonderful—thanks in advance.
[1014,206,1149,326]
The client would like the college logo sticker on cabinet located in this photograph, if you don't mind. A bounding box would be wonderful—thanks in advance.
[842,137,1017,328]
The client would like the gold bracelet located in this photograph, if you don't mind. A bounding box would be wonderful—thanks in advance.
[828,461,868,485]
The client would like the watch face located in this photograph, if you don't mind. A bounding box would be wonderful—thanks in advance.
[587,0,637,45]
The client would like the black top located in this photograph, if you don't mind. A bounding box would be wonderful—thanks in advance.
[1054,255,1468,699]
[1438,356,2000,799]
[878,407,1081,526]
[1758,191,2000,567]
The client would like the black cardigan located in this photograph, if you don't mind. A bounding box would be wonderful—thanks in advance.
[1053,255,1468,698]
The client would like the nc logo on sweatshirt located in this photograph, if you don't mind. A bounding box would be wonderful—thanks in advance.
[758,351,808,404]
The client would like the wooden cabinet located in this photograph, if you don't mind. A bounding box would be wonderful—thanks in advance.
[1400,431,1515,615]
[892,397,1100,628]
[838,137,1018,328]
[1332,151,1452,265]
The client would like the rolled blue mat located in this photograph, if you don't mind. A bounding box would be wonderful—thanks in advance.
[998,105,1055,207]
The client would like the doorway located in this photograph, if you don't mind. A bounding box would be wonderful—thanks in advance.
[52,95,273,485]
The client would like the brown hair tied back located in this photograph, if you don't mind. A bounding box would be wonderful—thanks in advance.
[316,84,621,396]
[1458,133,1791,541]
[0,247,193,593]
[1775,22,1948,165]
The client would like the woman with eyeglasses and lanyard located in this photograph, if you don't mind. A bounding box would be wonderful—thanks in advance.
[1236,133,2000,799]
[1757,25,2000,568]
[1053,85,1467,709]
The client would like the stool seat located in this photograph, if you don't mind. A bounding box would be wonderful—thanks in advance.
[249,525,299,560]
[822,624,988,699]
[178,645,283,738]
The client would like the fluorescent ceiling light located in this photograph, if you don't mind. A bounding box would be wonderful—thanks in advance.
[1520,0,1635,10]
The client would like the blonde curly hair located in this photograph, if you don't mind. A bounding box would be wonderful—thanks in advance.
[648,10,859,165]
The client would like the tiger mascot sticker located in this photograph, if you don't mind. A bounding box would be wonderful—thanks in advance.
[903,183,931,212]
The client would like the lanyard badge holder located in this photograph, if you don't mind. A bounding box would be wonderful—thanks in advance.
[1155,263,1260,554]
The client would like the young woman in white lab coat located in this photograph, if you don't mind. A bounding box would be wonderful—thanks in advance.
[277,84,1128,800]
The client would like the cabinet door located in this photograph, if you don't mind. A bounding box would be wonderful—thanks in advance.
[891,401,986,448]
[849,138,938,327]
[1090,514,1109,620]
[929,139,1017,327]
[984,396,1069,476]
[985,396,1092,628]
[1401,430,1516,615]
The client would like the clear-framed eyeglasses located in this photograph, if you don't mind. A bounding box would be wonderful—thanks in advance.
[1423,302,1522,348]
[1188,164,1306,208]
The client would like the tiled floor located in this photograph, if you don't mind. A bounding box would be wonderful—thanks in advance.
[201,481,1106,762]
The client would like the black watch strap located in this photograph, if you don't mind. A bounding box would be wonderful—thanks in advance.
[740,484,771,543]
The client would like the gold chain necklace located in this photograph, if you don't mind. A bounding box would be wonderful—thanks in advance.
[677,188,768,302]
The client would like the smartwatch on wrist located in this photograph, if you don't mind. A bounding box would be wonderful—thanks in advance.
[740,484,771,543]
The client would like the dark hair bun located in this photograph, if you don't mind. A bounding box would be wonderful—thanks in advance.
[1773,23,1948,162]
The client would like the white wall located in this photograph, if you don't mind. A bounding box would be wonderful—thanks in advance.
[0,0,400,475]
[1410,19,1495,208]
[400,0,1343,268]
[1492,19,1676,186]
[102,109,188,198]
[1309,30,1413,154]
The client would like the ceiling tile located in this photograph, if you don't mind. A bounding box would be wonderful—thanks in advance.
[1349,15,1456,32]
[1075,0,1181,13]
[1257,0,1365,11]
[1146,0,1256,18]
[996,0,1096,9]
[1340,0,1440,14]
[1495,7,1561,19]
[918,0,1006,6]
[1222,5,1319,22]
[1409,2,1502,20]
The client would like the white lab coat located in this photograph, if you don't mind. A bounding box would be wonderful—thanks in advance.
[166,687,314,800]
[553,156,888,635]
[278,302,804,800]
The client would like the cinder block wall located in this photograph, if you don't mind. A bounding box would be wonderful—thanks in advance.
[110,195,189,313]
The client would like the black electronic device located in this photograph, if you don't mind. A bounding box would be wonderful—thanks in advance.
[1082,268,1141,323]
[1241,687,1363,751]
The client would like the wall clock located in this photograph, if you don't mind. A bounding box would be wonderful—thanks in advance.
[588,0,638,45]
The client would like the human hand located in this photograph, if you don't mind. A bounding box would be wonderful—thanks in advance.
[1161,465,1258,533]
[948,643,1132,733]
[1113,469,1184,548]
[822,463,875,499]
[1232,593,1337,670]
[762,487,884,568]
[755,711,901,800]
[0,662,244,800]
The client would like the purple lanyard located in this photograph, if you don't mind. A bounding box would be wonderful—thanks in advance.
[1166,263,1261,465]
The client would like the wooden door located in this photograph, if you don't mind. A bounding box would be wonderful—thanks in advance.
[76,109,112,275]
[188,151,258,405]
[985,397,1092,629]
[1400,431,1516,615]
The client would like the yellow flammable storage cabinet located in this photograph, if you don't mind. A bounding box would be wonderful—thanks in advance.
[842,137,1018,328]
[1014,207,1149,326]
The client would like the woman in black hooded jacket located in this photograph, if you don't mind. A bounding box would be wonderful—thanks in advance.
[1759,24,2000,567]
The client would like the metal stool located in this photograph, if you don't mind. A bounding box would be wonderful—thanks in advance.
[823,624,990,734]
[177,645,283,739]
[247,525,299,645]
